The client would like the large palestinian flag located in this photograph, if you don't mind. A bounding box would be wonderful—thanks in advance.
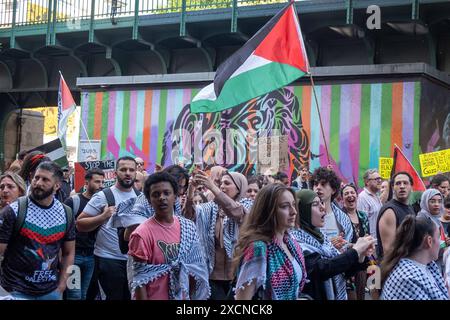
[191,2,309,113]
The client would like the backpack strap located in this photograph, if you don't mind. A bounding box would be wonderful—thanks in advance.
[103,188,116,207]
[62,203,74,235]
[15,196,28,236]
[71,194,80,216]
[132,187,141,197]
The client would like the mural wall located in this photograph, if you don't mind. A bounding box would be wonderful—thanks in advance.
[80,80,423,186]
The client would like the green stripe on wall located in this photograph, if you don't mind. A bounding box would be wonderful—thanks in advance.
[157,90,168,164]
[413,81,421,171]
[121,91,131,155]
[293,86,303,125]
[380,83,392,157]
[101,92,109,158]
[330,85,341,163]
[359,84,371,186]
[88,93,96,139]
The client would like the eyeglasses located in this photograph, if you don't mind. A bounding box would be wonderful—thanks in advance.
[136,162,144,166]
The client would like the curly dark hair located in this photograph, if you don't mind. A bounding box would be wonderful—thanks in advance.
[311,167,341,201]
[143,172,179,203]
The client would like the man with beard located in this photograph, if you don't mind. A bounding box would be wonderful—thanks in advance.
[0,161,76,300]
[376,172,415,259]
[77,156,138,300]
[64,168,105,300]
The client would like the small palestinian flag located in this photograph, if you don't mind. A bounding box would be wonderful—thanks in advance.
[30,138,69,169]
[391,145,426,192]
[191,1,309,113]
[58,73,77,147]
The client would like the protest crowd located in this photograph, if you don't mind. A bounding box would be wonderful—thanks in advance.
[0,150,449,301]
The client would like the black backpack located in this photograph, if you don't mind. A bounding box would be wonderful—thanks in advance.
[15,196,73,237]
[102,187,141,254]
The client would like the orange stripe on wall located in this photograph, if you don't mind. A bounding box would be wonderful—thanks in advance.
[391,83,403,150]
[302,86,311,147]
[93,92,103,140]
[142,90,153,158]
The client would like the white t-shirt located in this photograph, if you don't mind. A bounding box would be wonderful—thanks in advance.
[321,210,340,239]
[83,186,137,260]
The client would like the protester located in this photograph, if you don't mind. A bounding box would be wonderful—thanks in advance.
[357,169,382,239]
[291,164,311,190]
[377,172,416,259]
[185,168,252,300]
[291,189,375,300]
[380,180,390,204]
[0,172,26,209]
[64,168,105,300]
[134,157,147,177]
[417,189,450,268]
[246,176,262,201]
[274,172,289,186]
[0,161,75,300]
[341,183,370,300]
[204,166,227,201]
[233,183,306,300]
[77,156,138,300]
[430,174,450,198]
[128,172,209,300]
[441,195,450,237]
[381,216,448,300]
[134,171,144,192]
[18,151,50,188]
[311,167,353,250]
[192,191,208,206]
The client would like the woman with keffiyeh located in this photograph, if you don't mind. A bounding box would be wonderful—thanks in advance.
[184,168,252,300]
[291,189,376,300]
[233,183,307,300]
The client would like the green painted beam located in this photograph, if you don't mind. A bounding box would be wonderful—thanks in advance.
[133,0,140,40]
[89,0,95,43]
[10,0,17,48]
[180,0,186,37]
[231,0,238,33]
[346,0,353,24]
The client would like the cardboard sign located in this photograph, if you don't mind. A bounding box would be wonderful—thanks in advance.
[78,140,101,162]
[258,135,289,175]
[74,160,115,192]
[419,148,450,177]
[379,157,393,179]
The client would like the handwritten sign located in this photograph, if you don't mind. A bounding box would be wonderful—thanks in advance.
[74,160,116,192]
[419,148,450,177]
[78,140,101,162]
[379,157,393,179]
[258,135,289,175]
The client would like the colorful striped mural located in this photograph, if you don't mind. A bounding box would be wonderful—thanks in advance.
[80,81,422,186]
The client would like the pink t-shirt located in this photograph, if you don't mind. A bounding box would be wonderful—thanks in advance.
[128,216,181,300]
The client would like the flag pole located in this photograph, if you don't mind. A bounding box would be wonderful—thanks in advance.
[58,71,95,156]
[291,2,331,165]
[309,74,331,165]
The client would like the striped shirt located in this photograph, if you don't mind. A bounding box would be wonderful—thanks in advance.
[357,188,382,238]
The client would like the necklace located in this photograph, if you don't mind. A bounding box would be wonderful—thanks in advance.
[153,217,175,229]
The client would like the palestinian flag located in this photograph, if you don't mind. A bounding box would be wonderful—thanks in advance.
[391,145,426,192]
[30,138,69,169]
[57,73,76,146]
[191,1,309,113]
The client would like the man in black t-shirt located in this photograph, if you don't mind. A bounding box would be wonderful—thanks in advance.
[0,161,76,300]
[64,168,105,300]
[376,172,415,258]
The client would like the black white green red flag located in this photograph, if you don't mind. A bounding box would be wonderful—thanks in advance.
[190,1,309,113]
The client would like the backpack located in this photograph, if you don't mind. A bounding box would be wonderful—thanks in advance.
[15,196,74,237]
[102,187,141,254]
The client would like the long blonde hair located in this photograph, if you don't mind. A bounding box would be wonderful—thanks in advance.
[232,183,294,273]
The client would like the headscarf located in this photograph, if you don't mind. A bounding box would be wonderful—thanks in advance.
[296,189,324,243]
[418,189,444,227]
[224,171,248,201]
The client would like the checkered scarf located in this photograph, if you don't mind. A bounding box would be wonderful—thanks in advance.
[290,228,348,300]
[130,216,210,300]
[234,234,306,300]
[195,198,253,275]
